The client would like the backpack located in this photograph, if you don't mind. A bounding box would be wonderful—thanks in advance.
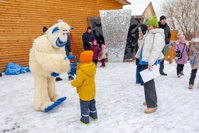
[190,51,199,66]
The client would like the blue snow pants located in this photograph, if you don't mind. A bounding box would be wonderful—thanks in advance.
[80,99,98,123]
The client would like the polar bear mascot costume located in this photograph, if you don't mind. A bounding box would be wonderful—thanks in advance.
[29,20,76,112]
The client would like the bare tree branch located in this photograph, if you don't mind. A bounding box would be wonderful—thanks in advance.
[159,0,199,40]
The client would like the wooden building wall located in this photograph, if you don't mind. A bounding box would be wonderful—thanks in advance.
[0,0,123,71]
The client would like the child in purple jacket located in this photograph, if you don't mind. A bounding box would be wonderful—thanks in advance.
[90,39,100,66]
[174,34,190,78]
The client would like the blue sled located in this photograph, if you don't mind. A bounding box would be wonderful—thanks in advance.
[44,97,67,112]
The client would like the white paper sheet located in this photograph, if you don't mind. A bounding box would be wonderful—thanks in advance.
[140,65,160,83]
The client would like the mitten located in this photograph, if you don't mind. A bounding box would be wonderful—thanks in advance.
[187,48,190,52]
[65,55,77,76]
[176,50,181,54]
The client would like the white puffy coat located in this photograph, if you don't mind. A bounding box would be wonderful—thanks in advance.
[135,28,165,66]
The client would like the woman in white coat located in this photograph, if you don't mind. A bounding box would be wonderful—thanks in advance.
[135,16,165,114]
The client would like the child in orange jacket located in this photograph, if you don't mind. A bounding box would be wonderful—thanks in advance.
[71,50,98,125]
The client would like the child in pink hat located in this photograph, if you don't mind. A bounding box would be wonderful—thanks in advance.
[174,34,190,78]
[90,39,100,66]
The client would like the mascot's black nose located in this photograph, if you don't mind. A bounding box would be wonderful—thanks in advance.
[70,27,74,30]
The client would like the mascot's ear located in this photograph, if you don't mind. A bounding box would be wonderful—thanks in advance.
[52,27,59,34]
[43,26,48,33]
[58,19,64,23]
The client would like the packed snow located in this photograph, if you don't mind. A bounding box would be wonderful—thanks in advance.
[0,62,199,133]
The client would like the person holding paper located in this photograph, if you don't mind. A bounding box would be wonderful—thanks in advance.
[135,16,165,114]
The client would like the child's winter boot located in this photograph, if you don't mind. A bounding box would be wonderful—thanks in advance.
[90,116,98,121]
[181,71,184,76]
[144,107,157,114]
[189,84,193,89]
[80,119,90,125]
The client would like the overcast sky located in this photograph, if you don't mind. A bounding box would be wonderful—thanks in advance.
[126,0,165,16]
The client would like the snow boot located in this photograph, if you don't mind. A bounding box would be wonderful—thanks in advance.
[143,101,147,106]
[177,74,181,78]
[189,84,193,89]
[80,119,90,125]
[144,107,157,114]
[90,116,98,121]
[181,71,184,76]
[160,72,167,76]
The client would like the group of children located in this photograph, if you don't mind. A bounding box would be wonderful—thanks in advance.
[90,39,108,67]
[173,31,199,89]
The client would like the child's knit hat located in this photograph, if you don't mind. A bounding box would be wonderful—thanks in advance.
[147,16,158,28]
[93,39,97,42]
[179,34,185,43]
[80,50,93,63]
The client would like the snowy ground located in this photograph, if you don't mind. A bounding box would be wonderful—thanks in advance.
[0,62,199,133]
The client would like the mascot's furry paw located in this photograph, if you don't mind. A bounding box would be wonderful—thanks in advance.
[67,55,76,60]
[44,97,67,112]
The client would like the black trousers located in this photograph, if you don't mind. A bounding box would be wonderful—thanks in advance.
[159,59,165,73]
[189,69,198,85]
[142,65,158,108]
[177,64,184,75]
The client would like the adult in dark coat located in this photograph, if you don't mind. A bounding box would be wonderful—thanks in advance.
[65,34,72,57]
[65,34,74,81]
[56,34,74,81]
[82,26,95,50]
[158,16,171,76]
[55,33,74,81]
[135,24,148,85]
